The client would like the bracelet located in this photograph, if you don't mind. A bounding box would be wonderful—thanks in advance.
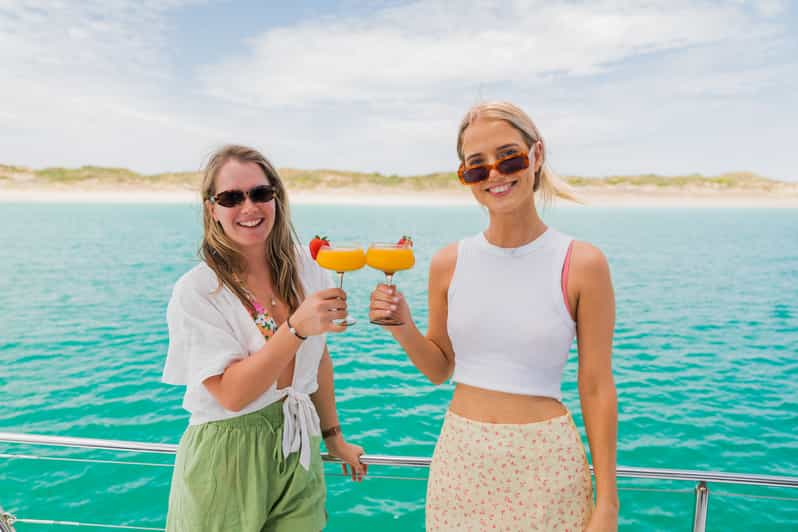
[286,316,307,340]
[321,424,341,439]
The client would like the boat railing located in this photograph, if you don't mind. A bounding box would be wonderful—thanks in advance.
[1,431,797,531]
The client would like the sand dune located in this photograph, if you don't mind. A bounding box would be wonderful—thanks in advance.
[1,183,796,208]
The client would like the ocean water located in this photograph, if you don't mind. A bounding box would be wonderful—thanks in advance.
[1,203,797,531]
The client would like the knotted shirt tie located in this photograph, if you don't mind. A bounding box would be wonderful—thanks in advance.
[280,387,321,470]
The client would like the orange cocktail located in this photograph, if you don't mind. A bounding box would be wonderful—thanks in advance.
[366,246,415,274]
[367,241,415,326]
[316,247,367,272]
[315,244,365,326]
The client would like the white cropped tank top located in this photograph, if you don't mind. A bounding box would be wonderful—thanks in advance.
[447,229,576,400]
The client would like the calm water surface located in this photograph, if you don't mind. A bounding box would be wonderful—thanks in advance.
[1,203,796,531]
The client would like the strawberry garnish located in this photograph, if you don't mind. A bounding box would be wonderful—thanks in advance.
[309,235,330,260]
[397,235,413,247]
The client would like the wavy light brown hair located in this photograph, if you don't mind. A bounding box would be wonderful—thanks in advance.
[200,145,304,313]
[456,101,580,205]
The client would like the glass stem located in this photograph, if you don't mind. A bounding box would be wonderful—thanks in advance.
[385,273,394,289]
[337,271,345,289]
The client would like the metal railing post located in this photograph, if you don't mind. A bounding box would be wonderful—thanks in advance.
[692,481,709,532]
[0,504,17,532]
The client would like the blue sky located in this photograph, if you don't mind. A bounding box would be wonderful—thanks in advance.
[1,0,796,180]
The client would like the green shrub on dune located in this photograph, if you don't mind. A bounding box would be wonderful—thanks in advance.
[564,172,779,189]
[0,164,27,173]
[36,166,141,183]
[0,162,788,190]
[145,171,202,187]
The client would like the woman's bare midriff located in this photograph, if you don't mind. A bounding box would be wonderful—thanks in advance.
[449,383,567,424]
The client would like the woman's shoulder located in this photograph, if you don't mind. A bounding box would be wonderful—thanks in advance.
[429,241,460,288]
[172,262,220,300]
[431,241,459,270]
[569,240,610,287]
[546,226,604,264]
[571,240,607,266]
[431,232,486,268]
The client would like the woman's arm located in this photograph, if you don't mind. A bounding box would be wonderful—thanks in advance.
[203,324,304,412]
[204,287,348,411]
[369,243,457,385]
[571,242,619,524]
[311,346,367,481]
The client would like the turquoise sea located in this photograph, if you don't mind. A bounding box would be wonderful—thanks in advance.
[1,203,797,531]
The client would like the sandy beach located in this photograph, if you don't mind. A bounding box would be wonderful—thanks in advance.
[1,184,797,208]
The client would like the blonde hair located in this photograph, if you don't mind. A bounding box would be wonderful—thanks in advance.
[200,145,304,313]
[456,101,580,205]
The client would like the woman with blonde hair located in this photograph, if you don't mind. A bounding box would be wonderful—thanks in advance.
[369,102,618,530]
[163,145,366,531]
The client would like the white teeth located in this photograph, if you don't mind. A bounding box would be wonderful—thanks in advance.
[488,183,512,194]
[238,219,262,227]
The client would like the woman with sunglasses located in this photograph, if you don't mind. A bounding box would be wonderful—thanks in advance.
[369,102,618,531]
[162,145,367,531]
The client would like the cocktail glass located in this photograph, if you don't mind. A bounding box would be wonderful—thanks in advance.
[315,243,366,326]
[366,242,415,326]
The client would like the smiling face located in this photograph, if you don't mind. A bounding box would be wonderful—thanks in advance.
[460,117,543,214]
[208,158,276,253]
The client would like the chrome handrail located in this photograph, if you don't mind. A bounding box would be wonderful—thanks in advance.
[2,432,795,487]
[2,431,797,532]
[0,432,178,455]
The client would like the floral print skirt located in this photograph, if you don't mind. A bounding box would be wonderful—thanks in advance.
[426,409,594,531]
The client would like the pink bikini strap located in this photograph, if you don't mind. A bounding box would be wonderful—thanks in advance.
[562,241,574,319]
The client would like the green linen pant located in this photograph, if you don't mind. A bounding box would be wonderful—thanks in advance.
[166,401,326,531]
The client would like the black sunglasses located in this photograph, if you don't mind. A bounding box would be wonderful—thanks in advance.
[210,185,276,207]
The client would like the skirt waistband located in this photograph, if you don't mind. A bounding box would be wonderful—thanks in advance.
[444,407,575,432]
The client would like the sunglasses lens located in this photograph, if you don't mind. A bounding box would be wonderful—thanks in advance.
[250,185,275,203]
[215,190,245,207]
[497,155,529,175]
[462,167,490,184]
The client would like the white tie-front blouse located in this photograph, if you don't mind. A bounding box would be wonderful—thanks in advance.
[162,248,333,470]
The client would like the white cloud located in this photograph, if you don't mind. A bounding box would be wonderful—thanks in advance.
[190,0,797,178]
[0,1,178,78]
[0,0,795,179]
[734,0,789,17]
[0,0,220,172]
[198,0,769,107]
